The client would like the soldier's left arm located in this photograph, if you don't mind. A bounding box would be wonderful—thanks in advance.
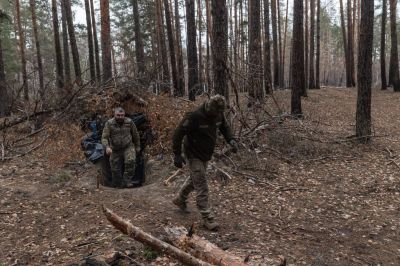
[131,122,141,152]
[219,114,234,142]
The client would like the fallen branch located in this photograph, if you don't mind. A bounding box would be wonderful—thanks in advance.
[164,169,182,186]
[2,134,49,161]
[102,206,213,266]
[0,110,52,131]
[387,159,400,170]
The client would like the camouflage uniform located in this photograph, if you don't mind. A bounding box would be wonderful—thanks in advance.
[101,117,140,188]
[172,96,234,223]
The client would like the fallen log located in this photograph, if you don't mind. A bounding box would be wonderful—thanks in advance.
[0,110,53,131]
[164,227,247,266]
[163,169,182,186]
[102,206,213,266]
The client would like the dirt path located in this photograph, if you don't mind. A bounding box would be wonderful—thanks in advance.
[1,87,399,265]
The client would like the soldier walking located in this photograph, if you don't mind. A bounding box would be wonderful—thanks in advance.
[172,95,239,230]
[102,107,140,188]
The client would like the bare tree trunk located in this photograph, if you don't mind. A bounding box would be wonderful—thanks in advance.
[291,0,304,116]
[339,0,351,87]
[389,0,400,91]
[205,0,212,91]
[315,0,321,89]
[64,0,82,84]
[381,0,387,90]
[84,0,96,82]
[61,0,71,87]
[197,0,203,88]
[90,0,101,83]
[309,0,315,89]
[0,33,9,115]
[164,0,178,92]
[248,0,263,99]
[100,0,112,82]
[211,0,228,99]
[356,0,374,142]
[271,0,279,88]
[347,0,355,86]
[277,0,284,88]
[29,0,44,98]
[174,0,185,96]
[281,0,289,88]
[16,0,28,100]
[132,0,145,77]
[263,0,272,94]
[51,0,64,91]
[304,0,308,94]
[156,0,170,93]
[187,0,199,100]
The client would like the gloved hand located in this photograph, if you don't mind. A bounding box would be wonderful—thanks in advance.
[106,147,113,155]
[174,154,186,168]
[229,139,239,153]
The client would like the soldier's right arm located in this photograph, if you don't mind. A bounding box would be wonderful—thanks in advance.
[172,113,192,155]
[101,121,111,147]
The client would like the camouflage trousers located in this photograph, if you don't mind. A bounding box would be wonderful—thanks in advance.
[177,158,213,219]
[110,145,136,188]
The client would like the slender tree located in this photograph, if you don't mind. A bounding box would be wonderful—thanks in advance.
[304,0,309,93]
[133,0,146,76]
[187,0,199,100]
[16,0,28,100]
[347,0,355,86]
[205,0,212,90]
[51,0,64,90]
[100,0,112,82]
[197,0,203,87]
[65,0,82,84]
[263,0,272,94]
[156,0,170,92]
[248,0,263,99]
[291,0,304,116]
[271,0,279,88]
[84,0,96,82]
[315,0,321,89]
[309,0,315,89]
[339,0,351,87]
[163,0,178,92]
[356,0,374,142]
[0,13,9,115]
[29,0,44,98]
[174,0,185,96]
[61,0,71,87]
[90,0,101,83]
[381,0,387,90]
[389,0,400,91]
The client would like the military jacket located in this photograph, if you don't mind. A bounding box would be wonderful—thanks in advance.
[173,103,234,162]
[101,117,140,151]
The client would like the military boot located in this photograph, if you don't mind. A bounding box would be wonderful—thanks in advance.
[203,217,219,231]
[172,196,189,213]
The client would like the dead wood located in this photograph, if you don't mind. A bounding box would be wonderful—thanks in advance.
[1,134,49,161]
[0,110,52,131]
[164,227,248,266]
[164,169,182,186]
[102,206,213,266]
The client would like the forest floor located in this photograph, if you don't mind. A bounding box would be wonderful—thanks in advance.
[0,87,400,266]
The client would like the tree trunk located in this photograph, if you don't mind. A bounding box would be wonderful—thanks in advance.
[309,0,315,89]
[248,0,263,99]
[291,0,304,116]
[61,0,71,88]
[389,0,400,91]
[174,0,185,96]
[263,0,272,94]
[277,0,284,88]
[0,33,9,116]
[339,0,351,87]
[100,0,112,82]
[205,0,212,91]
[30,0,44,98]
[271,0,279,88]
[90,0,101,84]
[186,0,199,100]
[16,0,28,100]
[347,0,355,86]
[64,0,82,84]
[304,0,308,94]
[51,0,64,91]
[197,0,203,88]
[356,0,374,142]
[84,0,96,82]
[156,0,170,93]
[315,0,321,89]
[164,0,178,93]
[381,0,387,90]
[133,0,146,76]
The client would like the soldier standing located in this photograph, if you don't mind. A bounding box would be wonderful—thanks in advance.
[172,95,239,230]
[101,107,140,188]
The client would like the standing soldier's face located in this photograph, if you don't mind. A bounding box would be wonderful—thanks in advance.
[114,111,125,124]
